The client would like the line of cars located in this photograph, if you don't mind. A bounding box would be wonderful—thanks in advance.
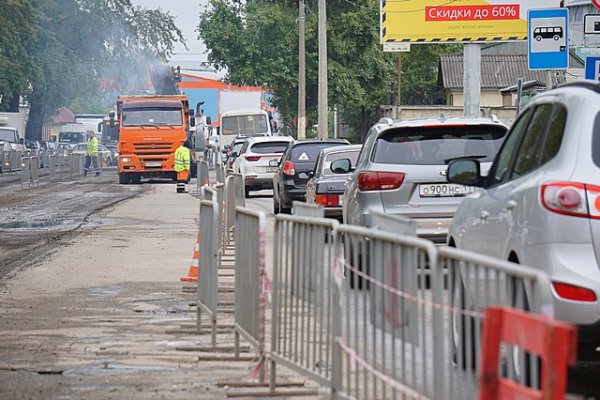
[225,81,600,363]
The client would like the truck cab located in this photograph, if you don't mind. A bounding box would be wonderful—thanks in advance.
[117,95,193,184]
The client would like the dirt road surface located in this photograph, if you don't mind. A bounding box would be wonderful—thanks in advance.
[0,172,319,399]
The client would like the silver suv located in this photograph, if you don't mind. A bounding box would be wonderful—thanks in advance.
[447,81,600,360]
[340,116,508,242]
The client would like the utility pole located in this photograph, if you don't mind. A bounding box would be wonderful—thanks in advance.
[318,0,328,139]
[298,0,306,140]
[463,44,481,118]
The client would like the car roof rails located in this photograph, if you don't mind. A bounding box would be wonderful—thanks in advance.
[556,81,600,94]
[377,117,394,126]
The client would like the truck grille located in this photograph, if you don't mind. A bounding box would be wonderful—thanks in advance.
[133,142,174,155]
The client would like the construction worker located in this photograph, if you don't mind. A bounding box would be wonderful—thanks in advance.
[84,130,100,177]
[174,139,191,193]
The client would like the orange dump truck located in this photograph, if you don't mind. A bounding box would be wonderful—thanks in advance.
[116,95,194,184]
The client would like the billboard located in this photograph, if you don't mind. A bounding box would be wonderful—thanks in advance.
[381,0,562,44]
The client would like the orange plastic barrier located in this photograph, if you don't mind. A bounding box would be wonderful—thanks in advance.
[479,307,577,400]
[180,233,200,282]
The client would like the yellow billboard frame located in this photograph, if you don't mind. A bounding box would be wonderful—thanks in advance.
[381,0,562,44]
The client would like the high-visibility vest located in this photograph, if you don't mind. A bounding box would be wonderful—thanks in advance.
[174,145,191,172]
[85,137,98,156]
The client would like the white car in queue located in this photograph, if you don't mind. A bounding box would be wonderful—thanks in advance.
[232,135,294,197]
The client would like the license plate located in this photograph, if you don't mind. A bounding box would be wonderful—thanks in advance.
[419,183,474,197]
[145,162,162,167]
[266,167,278,173]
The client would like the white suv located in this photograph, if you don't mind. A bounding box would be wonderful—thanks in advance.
[447,81,600,360]
[233,136,293,197]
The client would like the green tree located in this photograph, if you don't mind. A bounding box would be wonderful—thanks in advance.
[0,1,38,112]
[198,0,458,141]
[199,0,398,140]
[14,0,184,140]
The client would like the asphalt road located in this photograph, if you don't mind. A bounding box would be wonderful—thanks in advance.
[0,171,598,399]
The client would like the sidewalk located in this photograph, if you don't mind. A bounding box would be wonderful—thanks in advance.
[0,181,322,399]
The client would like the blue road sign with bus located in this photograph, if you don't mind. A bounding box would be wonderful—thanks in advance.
[528,8,569,70]
[585,56,600,81]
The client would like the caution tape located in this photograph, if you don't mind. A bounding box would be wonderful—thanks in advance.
[334,256,485,320]
[337,338,431,400]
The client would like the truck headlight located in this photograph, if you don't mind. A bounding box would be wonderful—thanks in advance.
[121,157,132,162]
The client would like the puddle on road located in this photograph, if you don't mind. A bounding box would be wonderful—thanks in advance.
[63,363,175,377]
[88,285,122,297]
[0,218,70,230]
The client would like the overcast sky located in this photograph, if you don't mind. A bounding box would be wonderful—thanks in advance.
[131,0,209,62]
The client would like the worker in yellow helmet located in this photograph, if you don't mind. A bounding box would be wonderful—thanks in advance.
[174,139,191,193]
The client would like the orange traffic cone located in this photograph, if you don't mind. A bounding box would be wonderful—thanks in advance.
[180,233,200,282]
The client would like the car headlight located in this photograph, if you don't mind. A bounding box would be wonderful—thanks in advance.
[121,157,132,162]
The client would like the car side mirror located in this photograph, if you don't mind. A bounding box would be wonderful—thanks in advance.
[231,152,238,158]
[188,109,195,117]
[331,158,351,174]
[447,159,482,187]
[268,159,279,167]
[206,116,212,125]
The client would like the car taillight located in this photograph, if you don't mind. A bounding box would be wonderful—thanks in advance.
[552,281,597,302]
[282,160,295,176]
[357,171,405,191]
[245,155,261,162]
[315,194,339,206]
[541,181,600,219]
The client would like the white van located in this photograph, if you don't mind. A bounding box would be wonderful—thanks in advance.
[58,123,89,150]
[0,125,24,173]
[218,109,272,151]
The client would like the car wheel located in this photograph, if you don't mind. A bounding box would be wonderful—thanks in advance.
[535,36,541,41]
[118,172,130,184]
[273,189,280,214]
[553,35,560,41]
[507,271,538,388]
[450,268,476,370]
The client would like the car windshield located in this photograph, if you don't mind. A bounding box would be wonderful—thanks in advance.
[122,108,182,127]
[292,143,344,163]
[250,142,289,154]
[323,150,360,176]
[59,132,86,143]
[372,125,507,165]
[222,114,268,136]
[0,129,15,143]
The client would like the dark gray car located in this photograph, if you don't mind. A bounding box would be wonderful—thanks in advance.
[272,139,350,214]
[305,144,361,220]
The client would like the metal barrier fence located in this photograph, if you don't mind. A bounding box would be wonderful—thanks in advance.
[270,214,339,390]
[264,213,558,399]
[196,186,220,347]
[225,175,245,248]
[20,157,31,189]
[216,162,226,184]
[233,207,268,382]
[30,156,39,187]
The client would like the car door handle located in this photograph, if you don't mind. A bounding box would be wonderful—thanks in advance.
[505,200,517,210]
[480,211,489,220]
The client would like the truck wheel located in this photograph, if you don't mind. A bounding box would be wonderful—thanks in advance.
[130,174,141,184]
[118,172,129,184]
